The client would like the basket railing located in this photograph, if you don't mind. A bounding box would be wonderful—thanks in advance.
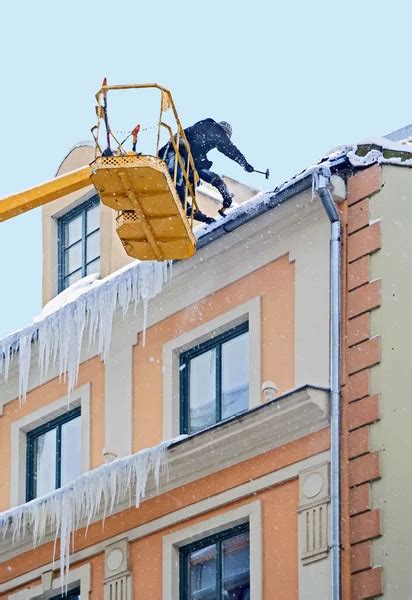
[93,83,199,229]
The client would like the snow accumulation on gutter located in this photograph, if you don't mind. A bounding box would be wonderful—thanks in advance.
[0,435,184,587]
[196,140,412,245]
[0,260,172,400]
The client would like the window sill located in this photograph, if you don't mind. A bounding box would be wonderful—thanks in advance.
[166,384,329,488]
[0,385,328,562]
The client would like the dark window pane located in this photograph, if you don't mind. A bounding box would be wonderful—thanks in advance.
[223,531,250,598]
[189,543,217,598]
[61,416,81,487]
[221,332,249,419]
[66,270,83,287]
[189,349,216,432]
[86,230,99,262]
[50,588,80,599]
[59,200,100,293]
[66,215,82,246]
[65,242,82,274]
[181,525,250,600]
[87,203,100,233]
[86,258,100,276]
[34,429,56,497]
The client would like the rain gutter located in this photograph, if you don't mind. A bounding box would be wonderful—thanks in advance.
[196,154,348,250]
[314,165,341,600]
[196,159,344,599]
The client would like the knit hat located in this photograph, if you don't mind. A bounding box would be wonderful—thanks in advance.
[219,121,232,138]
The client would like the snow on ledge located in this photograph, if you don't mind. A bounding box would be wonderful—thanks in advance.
[0,260,172,400]
[0,435,184,587]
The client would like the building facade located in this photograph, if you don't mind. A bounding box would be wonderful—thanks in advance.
[1,134,411,598]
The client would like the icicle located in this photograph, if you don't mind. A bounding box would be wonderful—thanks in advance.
[0,435,184,590]
[0,260,172,399]
[18,332,34,402]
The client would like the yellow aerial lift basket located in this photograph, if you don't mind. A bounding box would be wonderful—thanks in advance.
[90,153,195,261]
[0,82,199,262]
[91,82,199,261]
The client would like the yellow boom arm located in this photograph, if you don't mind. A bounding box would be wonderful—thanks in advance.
[0,82,199,261]
[0,166,92,222]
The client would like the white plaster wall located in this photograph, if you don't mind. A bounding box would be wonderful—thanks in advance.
[369,165,412,598]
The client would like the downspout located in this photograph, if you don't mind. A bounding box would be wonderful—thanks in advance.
[314,165,341,600]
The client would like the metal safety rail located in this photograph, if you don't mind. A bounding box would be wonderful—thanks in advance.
[0,82,199,262]
[92,83,200,230]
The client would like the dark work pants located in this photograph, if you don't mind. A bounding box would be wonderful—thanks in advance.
[163,148,232,206]
[198,169,233,203]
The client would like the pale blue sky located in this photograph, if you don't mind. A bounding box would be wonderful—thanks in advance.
[1,1,411,337]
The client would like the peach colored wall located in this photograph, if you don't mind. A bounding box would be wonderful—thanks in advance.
[89,554,104,600]
[133,254,295,451]
[2,556,103,600]
[0,357,105,512]
[131,480,299,600]
[3,482,299,599]
[0,427,328,585]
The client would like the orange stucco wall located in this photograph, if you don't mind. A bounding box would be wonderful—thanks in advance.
[0,254,294,512]
[0,556,103,600]
[133,254,295,451]
[1,251,301,598]
[131,480,299,600]
[0,357,105,512]
[0,427,328,591]
[4,480,300,599]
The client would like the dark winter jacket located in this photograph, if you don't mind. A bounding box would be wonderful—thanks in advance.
[159,118,249,171]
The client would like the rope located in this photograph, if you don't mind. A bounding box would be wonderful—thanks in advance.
[111,124,157,135]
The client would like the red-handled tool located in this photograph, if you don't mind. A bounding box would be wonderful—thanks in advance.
[132,124,141,152]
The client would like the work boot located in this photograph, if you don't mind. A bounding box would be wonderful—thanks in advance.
[222,192,235,210]
[193,209,215,225]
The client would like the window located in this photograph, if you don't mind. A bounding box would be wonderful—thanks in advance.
[58,198,100,291]
[180,322,249,434]
[8,564,90,600]
[180,523,250,600]
[26,407,81,501]
[50,588,80,599]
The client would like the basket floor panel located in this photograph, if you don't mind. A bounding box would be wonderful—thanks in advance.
[91,156,196,261]
[122,239,196,261]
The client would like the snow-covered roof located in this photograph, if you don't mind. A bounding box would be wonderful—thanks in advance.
[2,139,412,401]
[384,124,412,142]
[0,261,172,399]
[197,139,412,248]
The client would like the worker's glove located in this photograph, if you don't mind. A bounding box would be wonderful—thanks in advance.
[244,163,254,173]
[199,158,213,171]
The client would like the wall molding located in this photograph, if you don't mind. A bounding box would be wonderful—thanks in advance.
[1,385,329,562]
[10,383,91,507]
[162,296,261,439]
[163,500,262,600]
[8,562,91,599]
[1,189,329,406]
[0,450,330,594]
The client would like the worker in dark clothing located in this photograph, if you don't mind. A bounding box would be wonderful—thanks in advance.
[159,119,254,224]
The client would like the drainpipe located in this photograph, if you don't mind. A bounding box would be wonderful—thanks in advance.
[314,165,341,600]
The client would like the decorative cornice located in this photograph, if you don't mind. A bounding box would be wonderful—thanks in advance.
[0,385,329,561]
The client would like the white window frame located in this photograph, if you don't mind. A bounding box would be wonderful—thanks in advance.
[8,563,90,600]
[163,500,262,600]
[10,383,91,507]
[162,296,261,439]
